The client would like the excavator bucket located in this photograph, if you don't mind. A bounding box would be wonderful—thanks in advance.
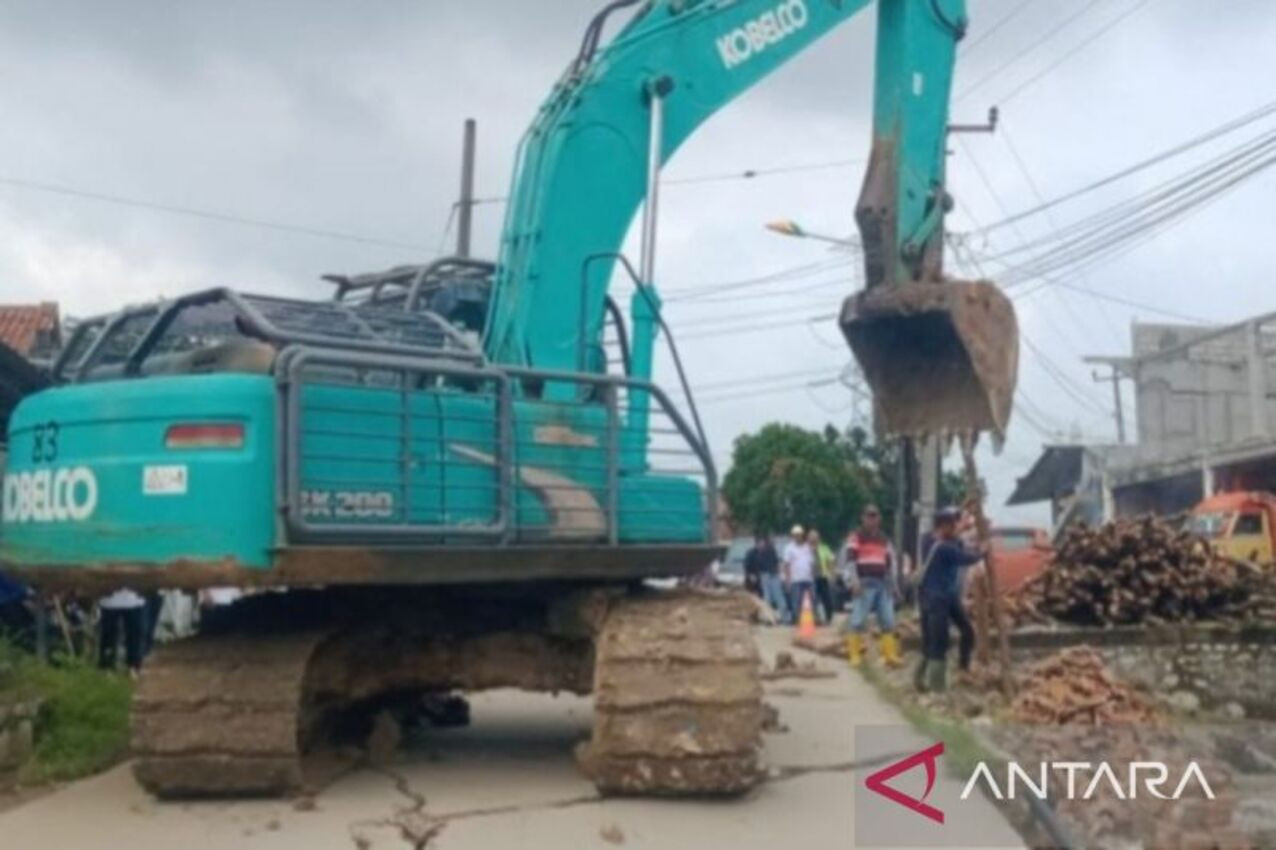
[840,280,1019,440]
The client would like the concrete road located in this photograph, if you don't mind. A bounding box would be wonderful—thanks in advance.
[0,628,1021,849]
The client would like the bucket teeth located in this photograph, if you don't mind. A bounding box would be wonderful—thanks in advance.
[840,280,1019,442]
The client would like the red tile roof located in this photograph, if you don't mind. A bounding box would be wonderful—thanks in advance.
[0,303,59,356]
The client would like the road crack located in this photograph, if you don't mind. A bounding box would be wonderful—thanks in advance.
[348,765,443,850]
[344,750,918,846]
[767,751,918,783]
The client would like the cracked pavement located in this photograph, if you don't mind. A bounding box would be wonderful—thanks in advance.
[0,628,1021,849]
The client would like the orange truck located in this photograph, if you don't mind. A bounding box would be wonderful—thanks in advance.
[1188,491,1276,563]
[989,526,1053,593]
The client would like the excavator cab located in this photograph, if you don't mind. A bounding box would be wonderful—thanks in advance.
[840,279,1019,440]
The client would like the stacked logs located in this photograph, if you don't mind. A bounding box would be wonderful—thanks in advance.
[1024,516,1263,626]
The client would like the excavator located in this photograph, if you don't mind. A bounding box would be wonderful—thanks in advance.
[0,0,1016,799]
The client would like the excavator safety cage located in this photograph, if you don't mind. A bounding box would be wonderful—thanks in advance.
[48,288,717,548]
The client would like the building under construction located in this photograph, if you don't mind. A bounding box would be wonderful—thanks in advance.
[1012,311,1276,528]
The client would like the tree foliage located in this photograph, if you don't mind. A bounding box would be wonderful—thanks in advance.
[721,423,869,543]
[721,423,971,543]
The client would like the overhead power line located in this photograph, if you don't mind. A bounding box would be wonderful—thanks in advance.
[697,373,844,405]
[664,157,866,186]
[956,0,1106,102]
[0,175,430,252]
[994,130,1276,285]
[679,312,838,343]
[973,97,1276,235]
[668,298,839,331]
[954,135,1108,353]
[1021,334,1112,417]
[962,0,1043,56]
[996,0,1155,105]
[696,365,835,392]
[667,275,852,306]
[463,157,872,209]
[662,257,851,302]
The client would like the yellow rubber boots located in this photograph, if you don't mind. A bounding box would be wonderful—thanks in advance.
[879,633,903,669]
[845,634,865,668]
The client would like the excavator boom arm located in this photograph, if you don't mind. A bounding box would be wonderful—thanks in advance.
[485,0,968,376]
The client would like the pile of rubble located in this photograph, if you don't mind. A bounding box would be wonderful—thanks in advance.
[998,650,1248,848]
[1006,516,1274,627]
[1009,647,1160,725]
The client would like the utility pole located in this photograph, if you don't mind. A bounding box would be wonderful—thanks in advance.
[456,118,477,258]
[916,435,941,553]
[1085,356,1132,444]
[894,438,916,566]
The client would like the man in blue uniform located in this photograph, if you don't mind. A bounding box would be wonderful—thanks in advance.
[914,507,985,693]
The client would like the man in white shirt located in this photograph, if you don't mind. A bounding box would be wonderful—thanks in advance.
[782,525,820,624]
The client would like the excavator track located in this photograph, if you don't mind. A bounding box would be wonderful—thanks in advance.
[580,590,764,796]
[129,587,761,800]
[132,629,333,798]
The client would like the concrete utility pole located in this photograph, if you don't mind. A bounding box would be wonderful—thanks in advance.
[894,439,917,567]
[916,436,941,550]
[1245,320,1269,439]
[1085,356,1133,444]
[1094,364,1126,443]
[456,118,477,258]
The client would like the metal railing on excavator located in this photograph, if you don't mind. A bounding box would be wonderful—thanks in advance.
[277,345,716,547]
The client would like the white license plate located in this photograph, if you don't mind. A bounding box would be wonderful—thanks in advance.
[143,465,189,496]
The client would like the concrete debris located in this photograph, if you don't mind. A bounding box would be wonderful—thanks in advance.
[599,824,626,844]
[761,703,788,734]
[760,651,836,681]
[790,634,847,659]
[745,594,781,626]
[1010,648,1160,725]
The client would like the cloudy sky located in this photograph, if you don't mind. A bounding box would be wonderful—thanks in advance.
[2,0,1275,524]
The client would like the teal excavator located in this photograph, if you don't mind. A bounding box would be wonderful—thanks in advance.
[2,0,1016,799]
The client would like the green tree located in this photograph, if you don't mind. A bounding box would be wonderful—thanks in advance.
[721,423,870,543]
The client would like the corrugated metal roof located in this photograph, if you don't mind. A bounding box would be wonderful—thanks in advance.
[1007,445,1084,506]
[0,303,59,357]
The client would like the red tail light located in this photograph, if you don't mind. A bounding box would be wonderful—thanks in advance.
[165,423,245,450]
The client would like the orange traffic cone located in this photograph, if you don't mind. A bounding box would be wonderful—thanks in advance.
[796,590,817,640]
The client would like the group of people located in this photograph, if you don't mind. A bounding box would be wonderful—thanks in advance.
[742,524,838,626]
[0,574,240,676]
[96,587,242,675]
[741,502,989,693]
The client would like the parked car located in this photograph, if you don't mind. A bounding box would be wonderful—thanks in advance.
[715,536,753,589]
[989,526,1053,592]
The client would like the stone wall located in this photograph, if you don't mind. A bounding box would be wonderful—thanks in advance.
[1008,625,1276,720]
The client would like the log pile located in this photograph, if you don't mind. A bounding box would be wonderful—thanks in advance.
[1011,516,1273,627]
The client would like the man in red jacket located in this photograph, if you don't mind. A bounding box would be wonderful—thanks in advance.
[842,505,901,668]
